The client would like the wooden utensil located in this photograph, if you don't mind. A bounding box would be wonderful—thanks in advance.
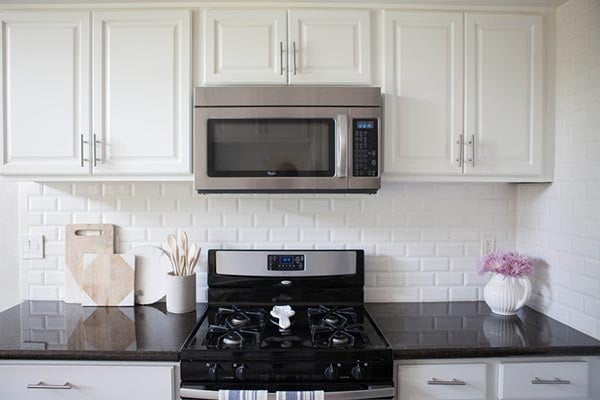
[187,244,197,276]
[65,224,115,303]
[167,234,180,274]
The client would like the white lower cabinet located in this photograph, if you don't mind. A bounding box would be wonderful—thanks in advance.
[396,357,597,400]
[398,363,487,400]
[498,361,589,399]
[0,361,178,400]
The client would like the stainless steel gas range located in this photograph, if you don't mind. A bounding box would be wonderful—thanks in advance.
[179,249,394,400]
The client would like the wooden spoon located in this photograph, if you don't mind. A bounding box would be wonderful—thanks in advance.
[187,244,197,276]
[167,234,180,275]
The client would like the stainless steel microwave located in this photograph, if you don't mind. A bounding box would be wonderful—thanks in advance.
[193,86,381,194]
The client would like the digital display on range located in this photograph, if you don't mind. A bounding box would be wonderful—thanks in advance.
[280,256,293,265]
[268,254,305,271]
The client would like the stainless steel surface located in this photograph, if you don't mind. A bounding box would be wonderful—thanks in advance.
[292,41,297,75]
[80,134,88,167]
[279,41,285,75]
[194,86,382,108]
[215,250,357,277]
[194,106,349,192]
[180,386,395,400]
[336,114,348,178]
[92,134,100,167]
[27,382,72,390]
[427,378,467,386]
[531,377,571,385]
[348,107,381,192]
[467,135,475,167]
[456,134,463,167]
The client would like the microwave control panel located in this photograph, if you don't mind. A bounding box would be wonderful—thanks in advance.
[352,119,378,177]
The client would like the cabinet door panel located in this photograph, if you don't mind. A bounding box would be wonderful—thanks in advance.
[289,10,371,85]
[93,10,191,176]
[465,13,543,176]
[0,363,175,400]
[384,11,463,175]
[204,9,287,84]
[0,11,90,175]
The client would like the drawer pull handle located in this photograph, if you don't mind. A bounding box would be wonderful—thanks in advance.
[532,377,571,385]
[27,382,72,390]
[427,378,466,386]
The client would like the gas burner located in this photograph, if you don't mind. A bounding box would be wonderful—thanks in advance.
[311,324,370,349]
[203,306,265,350]
[308,305,359,328]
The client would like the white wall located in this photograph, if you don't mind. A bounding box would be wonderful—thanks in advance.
[18,181,516,303]
[0,182,20,310]
[516,0,600,339]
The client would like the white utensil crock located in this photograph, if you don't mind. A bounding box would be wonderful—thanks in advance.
[166,272,196,314]
[483,273,532,316]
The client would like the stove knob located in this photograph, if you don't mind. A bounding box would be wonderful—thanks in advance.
[324,364,339,380]
[235,364,250,381]
[351,364,366,380]
[208,364,223,381]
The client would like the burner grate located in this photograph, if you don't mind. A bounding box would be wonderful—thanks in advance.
[203,306,265,350]
[308,305,370,348]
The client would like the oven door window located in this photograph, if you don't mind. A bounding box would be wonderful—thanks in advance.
[207,119,335,177]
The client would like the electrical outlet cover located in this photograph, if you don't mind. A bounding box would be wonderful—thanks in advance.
[20,234,44,259]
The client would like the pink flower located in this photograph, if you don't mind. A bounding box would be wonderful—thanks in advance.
[478,251,533,277]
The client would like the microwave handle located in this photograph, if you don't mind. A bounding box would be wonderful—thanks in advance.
[335,114,348,178]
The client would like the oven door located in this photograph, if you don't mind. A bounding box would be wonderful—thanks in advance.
[194,107,349,193]
[180,385,395,400]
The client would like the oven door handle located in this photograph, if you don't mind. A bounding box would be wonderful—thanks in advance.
[180,386,394,400]
[335,114,348,178]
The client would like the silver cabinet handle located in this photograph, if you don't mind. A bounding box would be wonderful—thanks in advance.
[292,41,297,75]
[455,134,463,167]
[80,134,89,167]
[335,114,348,178]
[532,377,571,385]
[27,381,72,390]
[427,378,466,386]
[92,134,101,167]
[279,41,285,75]
[467,134,475,167]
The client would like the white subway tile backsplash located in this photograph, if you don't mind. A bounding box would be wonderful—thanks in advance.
[20,179,515,304]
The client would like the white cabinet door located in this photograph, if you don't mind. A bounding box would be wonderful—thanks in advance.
[92,10,191,176]
[0,363,176,400]
[289,10,371,85]
[0,11,91,176]
[464,13,544,176]
[203,9,287,84]
[384,11,464,176]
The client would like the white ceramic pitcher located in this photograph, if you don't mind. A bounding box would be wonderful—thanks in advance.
[483,273,532,316]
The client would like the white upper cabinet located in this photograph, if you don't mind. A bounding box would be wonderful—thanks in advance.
[203,9,287,84]
[0,11,91,176]
[202,9,371,85]
[384,11,464,176]
[92,10,191,176]
[464,13,544,176]
[288,10,371,85]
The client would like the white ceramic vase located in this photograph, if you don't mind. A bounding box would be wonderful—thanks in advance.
[166,272,196,314]
[483,273,532,316]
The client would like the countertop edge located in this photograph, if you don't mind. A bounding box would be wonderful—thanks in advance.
[392,346,600,360]
[0,350,180,362]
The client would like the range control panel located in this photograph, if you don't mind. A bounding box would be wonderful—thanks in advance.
[268,254,305,271]
[352,119,378,177]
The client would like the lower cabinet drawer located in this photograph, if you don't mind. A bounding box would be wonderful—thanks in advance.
[398,363,487,400]
[0,363,175,400]
[498,361,589,399]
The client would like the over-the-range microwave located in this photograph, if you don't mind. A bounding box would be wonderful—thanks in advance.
[193,86,381,194]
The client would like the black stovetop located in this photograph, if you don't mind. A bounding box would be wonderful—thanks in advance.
[183,304,389,354]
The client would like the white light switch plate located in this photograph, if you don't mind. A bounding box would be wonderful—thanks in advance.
[20,234,44,259]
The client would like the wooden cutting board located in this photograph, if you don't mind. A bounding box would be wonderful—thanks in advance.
[82,253,135,306]
[65,224,115,303]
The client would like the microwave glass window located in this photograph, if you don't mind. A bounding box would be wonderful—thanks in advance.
[207,119,335,177]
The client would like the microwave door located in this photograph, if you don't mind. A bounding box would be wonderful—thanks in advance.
[194,107,349,192]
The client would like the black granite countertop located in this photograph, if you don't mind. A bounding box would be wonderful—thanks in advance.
[366,301,600,359]
[0,301,205,361]
[1,301,599,362]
